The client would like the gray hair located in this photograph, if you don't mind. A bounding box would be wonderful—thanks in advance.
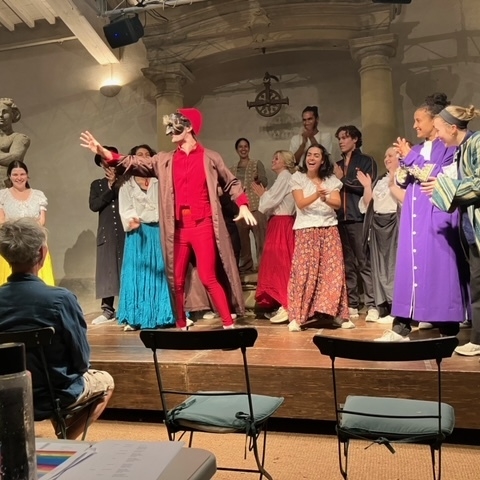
[0,218,46,267]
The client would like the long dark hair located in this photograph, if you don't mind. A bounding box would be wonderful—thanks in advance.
[298,144,333,180]
[7,160,30,189]
[128,144,156,156]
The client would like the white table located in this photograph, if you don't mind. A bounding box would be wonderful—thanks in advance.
[36,439,216,480]
[158,447,216,480]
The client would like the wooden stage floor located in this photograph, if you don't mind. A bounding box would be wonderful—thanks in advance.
[87,313,480,430]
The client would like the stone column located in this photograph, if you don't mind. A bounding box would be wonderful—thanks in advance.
[350,34,398,170]
[142,63,195,152]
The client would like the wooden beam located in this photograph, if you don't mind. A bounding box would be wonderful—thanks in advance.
[3,0,35,28]
[0,19,73,52]
[35,0,57,25]
[42,0,118,65]
[0,2,16,31]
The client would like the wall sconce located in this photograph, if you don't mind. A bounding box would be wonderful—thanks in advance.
[100,84,122,97]
[100,63,122,97]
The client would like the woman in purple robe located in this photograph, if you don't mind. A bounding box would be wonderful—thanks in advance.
[375,93,469,342]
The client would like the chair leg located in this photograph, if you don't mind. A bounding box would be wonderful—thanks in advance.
[80,402,98,441]
[430,446,442,480]
[251,431,273,480]
[188,431,194,448]
[337,438,349,480]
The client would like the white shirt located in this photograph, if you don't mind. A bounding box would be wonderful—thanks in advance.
[290,172,342,230]
[258,170,295,217]
[119,177,159,232]
[0,188,47,219]
[289,131,333,165]
[359,175,399,214]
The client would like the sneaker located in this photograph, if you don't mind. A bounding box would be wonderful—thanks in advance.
[348,307,359,319]
[92,313,115,325]
[455,342,480,356]
[341,319,356,329]
[264,308,279,320]
[123,324,136,332]
[377,314,395,324]
[459,320,472,329]
[365,309,379,322]
[223,324,235,329]
[270,307,289,324]
[186,319,194,327]
[374,330,410,342]
[288,320,302,332]
[418,322,434,330]
[202,311,217,320]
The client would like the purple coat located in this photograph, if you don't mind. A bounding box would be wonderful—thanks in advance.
[392,139,468,322]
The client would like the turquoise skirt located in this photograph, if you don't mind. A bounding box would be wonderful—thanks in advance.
[117,223,175,329]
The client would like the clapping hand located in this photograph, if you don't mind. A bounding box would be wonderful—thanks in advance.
[333,163,343,180]
[104,166,117,188]
[357,170,372,188]
[251,182,266,197]
[393,137,411,159]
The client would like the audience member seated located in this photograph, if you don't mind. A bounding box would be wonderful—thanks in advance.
[0,218,114,439]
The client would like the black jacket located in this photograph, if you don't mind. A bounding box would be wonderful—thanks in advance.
[336,149,377,223]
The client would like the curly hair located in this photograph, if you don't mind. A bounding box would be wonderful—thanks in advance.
[420,92,450,117]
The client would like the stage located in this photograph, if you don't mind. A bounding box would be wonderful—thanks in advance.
[87,313,480,430]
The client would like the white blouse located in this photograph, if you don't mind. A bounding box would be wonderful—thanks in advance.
[290,172,342,230]
[359,175,399,214]
[258,170,295,217]
[119,177,159,232]
[0,188,47,219]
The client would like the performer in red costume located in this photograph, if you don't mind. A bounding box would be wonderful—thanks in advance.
[81,108,256,329]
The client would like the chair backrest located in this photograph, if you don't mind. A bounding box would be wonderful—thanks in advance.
[139,328,259,426]
[140,327,258,352]
[313,335,458,441]
[0,327,58,420]
[0,327,55,350]
[313,335,458,363]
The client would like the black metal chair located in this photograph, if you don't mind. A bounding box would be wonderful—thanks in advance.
[0,327,104,440]
[140,327,284,480]
[313,335,458,480]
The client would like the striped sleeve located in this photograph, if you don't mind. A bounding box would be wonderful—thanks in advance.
[432,135,480,211]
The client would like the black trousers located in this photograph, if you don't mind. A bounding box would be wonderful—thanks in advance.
[392,317,460,337]
[338,222,375,309]
[101,297,115,317]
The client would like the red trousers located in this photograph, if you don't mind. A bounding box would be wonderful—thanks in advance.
[173,216,233,328]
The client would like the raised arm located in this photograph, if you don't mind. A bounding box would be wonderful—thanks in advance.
[80,131,157,177]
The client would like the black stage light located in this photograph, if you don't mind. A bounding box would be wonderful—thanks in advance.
[103,15,144,49]
[373,0,412,3]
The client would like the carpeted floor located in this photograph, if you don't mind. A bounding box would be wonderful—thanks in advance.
[35,419,480,479]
